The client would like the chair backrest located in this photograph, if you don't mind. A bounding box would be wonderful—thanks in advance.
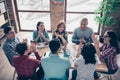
[17,75,36,80]
[117,54,120,68]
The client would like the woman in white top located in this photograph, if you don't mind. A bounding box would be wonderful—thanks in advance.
[72,43,97,80]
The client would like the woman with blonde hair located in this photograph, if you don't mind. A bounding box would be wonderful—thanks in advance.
[52,20,68,57]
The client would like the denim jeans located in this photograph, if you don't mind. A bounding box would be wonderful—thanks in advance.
[71,69,77,80]
[94,68,118,79]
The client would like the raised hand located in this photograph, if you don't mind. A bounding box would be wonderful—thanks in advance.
[79,37,86,44]
[92,34,96,41]
[76,47,81,58]
[92,33,101,58]
[58,34,64,39]
[30,42,36,53]
[92,34,99,46]
[23,38,28,43]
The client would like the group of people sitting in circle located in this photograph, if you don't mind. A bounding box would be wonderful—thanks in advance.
[2,18,119,80]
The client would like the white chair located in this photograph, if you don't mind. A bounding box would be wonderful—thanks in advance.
[99,74,112,80]
[98,54,120,80]
[117,54,120,68]
[13,69,16,80]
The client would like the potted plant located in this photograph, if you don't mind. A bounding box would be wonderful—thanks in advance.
[95,0,120,40]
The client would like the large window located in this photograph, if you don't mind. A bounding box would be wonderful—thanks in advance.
[66,0,102,33]
[15,0,102,33]
[16,0,50,31]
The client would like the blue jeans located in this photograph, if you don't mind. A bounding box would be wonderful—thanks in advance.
[94,68,118,79]
[71,69,77,80]
[66,68,69,80]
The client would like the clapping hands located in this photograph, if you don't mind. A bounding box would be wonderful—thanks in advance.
[30,42,37,53]
[55,32,64,39]
[23,38,28,43]
[79,37,86,44]
[38,31,43,37]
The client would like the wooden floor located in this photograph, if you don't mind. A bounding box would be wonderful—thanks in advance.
[0,47,15,80]
[0,31,120,80]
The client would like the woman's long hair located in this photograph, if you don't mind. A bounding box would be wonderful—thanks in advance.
[81,43,96,65]
[107,30,119,53]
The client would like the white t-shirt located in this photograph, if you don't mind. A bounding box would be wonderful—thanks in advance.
[75,55,97,80]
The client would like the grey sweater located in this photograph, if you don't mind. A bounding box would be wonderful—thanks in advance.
[72,27,93,44]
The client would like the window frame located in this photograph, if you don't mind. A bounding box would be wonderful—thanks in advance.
[65,0,101,34]
[14,0,51,32]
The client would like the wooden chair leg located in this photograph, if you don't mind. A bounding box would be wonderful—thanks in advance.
[107,75,112,80]
[99,75,107,80]
[13,70,16,80]
[100,75,112,80]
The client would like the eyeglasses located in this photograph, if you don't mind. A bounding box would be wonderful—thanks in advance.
[81,23,87,26]
[103,35,109,38]
[9,31,15,34]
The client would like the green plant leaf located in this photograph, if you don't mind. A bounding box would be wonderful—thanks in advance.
[94,0,119,26]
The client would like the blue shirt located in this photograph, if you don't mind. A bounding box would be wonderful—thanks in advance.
[72,27,93,44]
[2,37,20,65]
[41,54,71,80]
[33,30,49,43]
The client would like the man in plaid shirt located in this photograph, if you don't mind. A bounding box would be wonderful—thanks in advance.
[2,26,20,66]
[12,42,44,80]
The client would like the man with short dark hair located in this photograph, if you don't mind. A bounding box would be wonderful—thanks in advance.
[13,42,43,80]
[2,26,20,65]
[41,39,71,80]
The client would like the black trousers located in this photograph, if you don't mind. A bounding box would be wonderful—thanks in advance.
[36,66,44,80]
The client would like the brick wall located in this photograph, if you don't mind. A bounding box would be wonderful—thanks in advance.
[6,0,17,32]
[50,0,65,31]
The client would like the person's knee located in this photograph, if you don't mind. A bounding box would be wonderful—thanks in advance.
[65,69,69,79]
[94,71,100,79]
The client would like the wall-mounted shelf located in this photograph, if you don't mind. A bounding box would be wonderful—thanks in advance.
[0,0,11,45]
[0,19,9,27]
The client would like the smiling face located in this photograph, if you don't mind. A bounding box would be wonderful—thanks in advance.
[58,24,65,33]
[38,23,45,32]
[7,28,15,39]
[80,18,88,30]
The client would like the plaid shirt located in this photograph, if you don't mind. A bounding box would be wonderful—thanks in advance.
[2,38,20,65]
[13,52,41,76]
[100,43,118,70]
